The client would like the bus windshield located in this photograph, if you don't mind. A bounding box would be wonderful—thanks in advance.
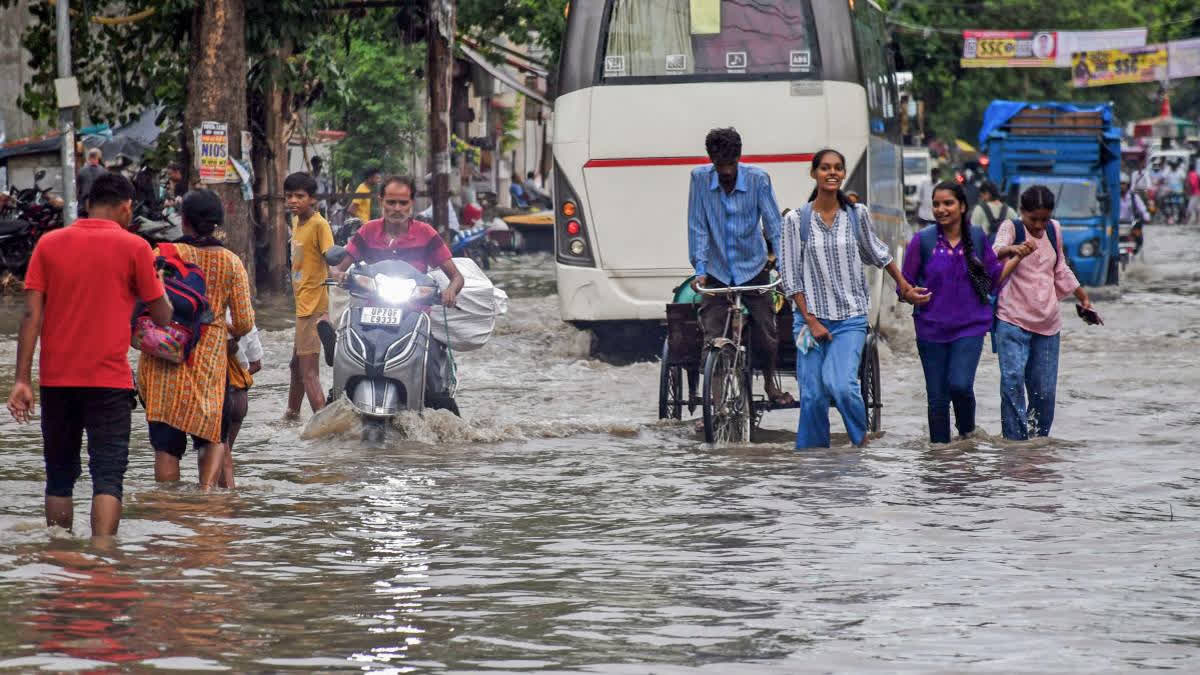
[601,0,820,81]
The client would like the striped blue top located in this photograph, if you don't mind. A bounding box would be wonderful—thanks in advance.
[687,164,782,286]
[779,204,893,321]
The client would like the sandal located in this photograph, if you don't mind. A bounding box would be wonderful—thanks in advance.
[769,391,795,407]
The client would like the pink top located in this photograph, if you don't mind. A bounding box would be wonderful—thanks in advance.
[992,219,1079,336]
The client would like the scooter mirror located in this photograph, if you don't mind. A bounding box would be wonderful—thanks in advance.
[34,169,46,181]
[324,245,348,265]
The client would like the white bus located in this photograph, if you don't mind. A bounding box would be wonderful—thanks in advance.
[552,0,907,337]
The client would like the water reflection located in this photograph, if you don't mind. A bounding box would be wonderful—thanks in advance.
[919,438,1064,497]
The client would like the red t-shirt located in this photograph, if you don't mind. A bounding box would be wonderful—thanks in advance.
[23,219,165,389]
[345,218,452,273]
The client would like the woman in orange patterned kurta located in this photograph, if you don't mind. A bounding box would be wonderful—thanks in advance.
[138,191,254,489]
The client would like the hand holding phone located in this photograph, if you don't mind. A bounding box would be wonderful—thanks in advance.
[1076,303,1103,326]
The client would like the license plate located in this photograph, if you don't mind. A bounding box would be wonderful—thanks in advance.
[361,307,403,325]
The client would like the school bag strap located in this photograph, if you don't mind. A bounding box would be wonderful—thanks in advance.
[1010,219,1059,266]
[796,202,861,243]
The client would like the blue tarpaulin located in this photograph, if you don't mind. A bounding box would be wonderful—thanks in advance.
[978,100,1115,147]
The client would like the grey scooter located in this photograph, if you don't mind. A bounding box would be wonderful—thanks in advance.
[323,246,454,443]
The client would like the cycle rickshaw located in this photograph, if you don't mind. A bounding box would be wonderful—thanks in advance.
[658,276,882,444]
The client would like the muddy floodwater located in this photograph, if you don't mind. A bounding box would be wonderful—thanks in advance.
[1,232,1198,672]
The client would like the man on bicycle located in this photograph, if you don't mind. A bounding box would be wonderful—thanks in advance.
[687,127,792,408]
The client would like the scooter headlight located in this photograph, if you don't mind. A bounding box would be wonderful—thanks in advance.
[375,275,416,304]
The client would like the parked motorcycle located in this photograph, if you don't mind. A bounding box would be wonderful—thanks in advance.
[322,245,456,443]
[131,200,183,244]
[0,170,64,274]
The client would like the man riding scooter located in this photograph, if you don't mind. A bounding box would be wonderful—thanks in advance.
[1119,175,1149,263]
[329,175,465,412]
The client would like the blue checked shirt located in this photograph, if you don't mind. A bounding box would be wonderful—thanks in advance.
[687,164,782,286]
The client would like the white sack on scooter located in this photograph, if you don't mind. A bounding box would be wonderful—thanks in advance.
[430,257,508,351]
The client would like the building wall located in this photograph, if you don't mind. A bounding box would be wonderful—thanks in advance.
[0,0,36,144]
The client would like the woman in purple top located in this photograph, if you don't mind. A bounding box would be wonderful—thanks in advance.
[901,182,1024,443]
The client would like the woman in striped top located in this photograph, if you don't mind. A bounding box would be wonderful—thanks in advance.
[779,149,927,449]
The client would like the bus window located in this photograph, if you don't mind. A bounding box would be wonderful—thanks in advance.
[602,0,820,80]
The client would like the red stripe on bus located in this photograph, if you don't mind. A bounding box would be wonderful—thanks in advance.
[584,153,815,168]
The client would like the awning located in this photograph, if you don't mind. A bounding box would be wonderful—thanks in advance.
[0,132,63,161]
[459,43,551,108]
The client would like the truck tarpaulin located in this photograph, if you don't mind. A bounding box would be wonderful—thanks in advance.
[978,101,1115,148]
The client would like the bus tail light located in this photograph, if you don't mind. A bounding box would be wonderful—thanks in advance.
[554,163,595,267]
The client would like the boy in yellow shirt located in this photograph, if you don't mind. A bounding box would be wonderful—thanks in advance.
[350,168,382,221]
[284,172,334,418]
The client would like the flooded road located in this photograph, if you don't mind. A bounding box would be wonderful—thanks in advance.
[0,233,1198,672]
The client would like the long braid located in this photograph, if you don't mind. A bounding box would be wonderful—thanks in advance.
[961,213,993,303]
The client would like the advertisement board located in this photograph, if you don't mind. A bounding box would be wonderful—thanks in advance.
[962,28,1146,68]
[1071,45,1168,88]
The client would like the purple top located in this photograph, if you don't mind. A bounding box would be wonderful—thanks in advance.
[901,231,1006,343]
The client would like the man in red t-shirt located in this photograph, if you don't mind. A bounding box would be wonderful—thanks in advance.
[7,173,170,539]
[335,175,464,304]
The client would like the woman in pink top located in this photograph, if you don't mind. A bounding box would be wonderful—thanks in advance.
[992,186,1098,440]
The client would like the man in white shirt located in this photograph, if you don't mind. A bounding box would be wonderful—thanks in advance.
[915,167,940,226]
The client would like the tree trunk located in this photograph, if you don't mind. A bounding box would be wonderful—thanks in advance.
[263,80,291,294]
[427,0,455,236]
[184,0,253,292]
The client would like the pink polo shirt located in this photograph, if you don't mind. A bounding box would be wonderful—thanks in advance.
[992,219,1079,336]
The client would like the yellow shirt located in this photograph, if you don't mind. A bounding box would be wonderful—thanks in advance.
[291,211,333,317]
[350,182,373,221]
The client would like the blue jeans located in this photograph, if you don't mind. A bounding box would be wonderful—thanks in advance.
[795,315,868,448]
[917,336,984,443]
[994,320,1060,440]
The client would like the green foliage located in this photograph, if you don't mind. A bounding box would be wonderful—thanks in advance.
[886,0,1200,142]
[458,0,568,61]
[0,0,340,164]
[311,38,425,188]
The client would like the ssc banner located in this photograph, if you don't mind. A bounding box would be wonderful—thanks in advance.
[962,28,1147,68]
[1072,46,1167,88]
[962,30,1058,68]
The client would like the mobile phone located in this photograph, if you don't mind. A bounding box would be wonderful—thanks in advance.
[1076,304,1103,326]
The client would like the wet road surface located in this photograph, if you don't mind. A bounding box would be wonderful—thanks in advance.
[0,235,1198,672]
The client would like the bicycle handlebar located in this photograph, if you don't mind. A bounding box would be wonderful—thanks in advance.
[695,278,782,295]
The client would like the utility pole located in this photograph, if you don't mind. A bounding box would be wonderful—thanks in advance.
[427,0,455,236]
[55,0,78,225]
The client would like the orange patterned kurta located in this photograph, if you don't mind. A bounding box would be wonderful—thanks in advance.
[138,245,255,443]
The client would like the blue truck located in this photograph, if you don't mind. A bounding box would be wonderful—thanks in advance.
[980,100,1121,286]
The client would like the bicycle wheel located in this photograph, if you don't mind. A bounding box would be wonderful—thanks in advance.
[859,331,882,433]
[658,338,683,419]
[702,344,751,444]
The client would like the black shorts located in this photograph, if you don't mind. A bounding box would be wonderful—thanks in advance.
[40,387,135,500]
[148,421,209,459]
